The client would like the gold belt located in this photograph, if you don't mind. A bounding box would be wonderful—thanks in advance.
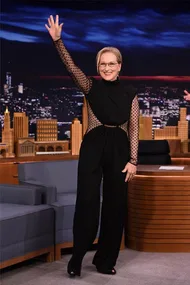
[104,124,118,128]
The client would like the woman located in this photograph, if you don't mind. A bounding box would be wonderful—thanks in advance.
[46,15,139,277]
[184,90,190,101]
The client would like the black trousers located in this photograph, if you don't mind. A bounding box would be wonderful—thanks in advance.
[72,126,129,267]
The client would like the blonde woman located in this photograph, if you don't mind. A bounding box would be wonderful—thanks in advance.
[46,15,139,277]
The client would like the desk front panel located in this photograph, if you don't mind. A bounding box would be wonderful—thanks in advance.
[126,166,190,252]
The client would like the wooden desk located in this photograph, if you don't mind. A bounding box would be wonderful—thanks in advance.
[126,165,190,252]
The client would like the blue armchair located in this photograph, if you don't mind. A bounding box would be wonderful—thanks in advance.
[0,184,54,269]
[18,159,80,260]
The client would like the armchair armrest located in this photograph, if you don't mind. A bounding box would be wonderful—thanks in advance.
[19,180,57,204]
[0,184,42,205]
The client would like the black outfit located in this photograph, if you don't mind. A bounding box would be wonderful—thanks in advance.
[54,39,139,272]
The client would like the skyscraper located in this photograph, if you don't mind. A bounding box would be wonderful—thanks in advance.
[3,84,8,96]
[13,112,29,143]
[71,118,82,155]
[6,72,11,90]
[2,107,14,157]
[139,115,153,140]
[18,83,23,94]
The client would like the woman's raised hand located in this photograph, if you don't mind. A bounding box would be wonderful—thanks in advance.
[45,15,63,41]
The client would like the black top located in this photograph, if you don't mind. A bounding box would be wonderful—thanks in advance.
[87,77,136,125]
[53,38,139,165]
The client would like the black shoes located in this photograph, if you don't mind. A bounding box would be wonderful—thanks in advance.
[67,258,81,277]
[92,259,117,275]
[67,256,117,277]
[96,266,117,275]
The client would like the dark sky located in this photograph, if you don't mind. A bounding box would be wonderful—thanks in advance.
[1,0,190,83]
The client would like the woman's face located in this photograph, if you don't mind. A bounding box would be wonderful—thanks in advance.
[98,52,121,81]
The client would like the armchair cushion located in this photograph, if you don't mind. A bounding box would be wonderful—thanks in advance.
[0,203,54,263]
[0,184,42,205]
[19,180,57,204]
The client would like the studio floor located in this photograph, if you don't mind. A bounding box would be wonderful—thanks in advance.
[1,248,190,285]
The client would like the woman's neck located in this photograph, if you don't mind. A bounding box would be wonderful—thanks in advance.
[102,77,120,85]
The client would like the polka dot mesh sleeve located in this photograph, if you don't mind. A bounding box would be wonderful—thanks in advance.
[54,39,92,95]
[128,96,139,166]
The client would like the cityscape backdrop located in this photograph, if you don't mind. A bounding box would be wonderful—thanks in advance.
[0,0,190,140]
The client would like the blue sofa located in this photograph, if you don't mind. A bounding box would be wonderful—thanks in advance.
[0,184,55,269]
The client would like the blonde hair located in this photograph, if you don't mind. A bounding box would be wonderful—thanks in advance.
[96,47,122,73]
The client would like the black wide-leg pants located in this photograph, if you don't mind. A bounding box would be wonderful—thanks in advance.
[72,126,130,267]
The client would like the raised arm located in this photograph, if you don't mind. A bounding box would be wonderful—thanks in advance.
[45,15,92,95]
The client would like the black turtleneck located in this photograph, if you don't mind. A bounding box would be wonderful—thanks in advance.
[87,77,136,125]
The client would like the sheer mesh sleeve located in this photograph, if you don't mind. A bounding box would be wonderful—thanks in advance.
[54,38,92,95]
[128,95,139,165]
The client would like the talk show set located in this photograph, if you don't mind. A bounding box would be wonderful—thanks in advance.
[0,1,190,285]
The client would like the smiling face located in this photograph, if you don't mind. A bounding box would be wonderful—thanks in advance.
[98,52,121,81]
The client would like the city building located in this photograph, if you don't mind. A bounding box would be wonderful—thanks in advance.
[154,126,178,139]
[71,118,82,155]
[13,112,29,143]
[35,140,69,154]
[139,115,153,140]
[3,84,8,96]
[18,83,23,94]
[0,109,70,157]
[36,119,69,155]
[16,138,35,157]
[6,72,11,90]
[0,103,189,158]
[1,107,15,158]
[13,112,35,157]
[154,107,189,153]
[37,119,57,141]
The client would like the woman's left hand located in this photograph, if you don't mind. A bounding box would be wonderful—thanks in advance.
[122,162,137,182]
